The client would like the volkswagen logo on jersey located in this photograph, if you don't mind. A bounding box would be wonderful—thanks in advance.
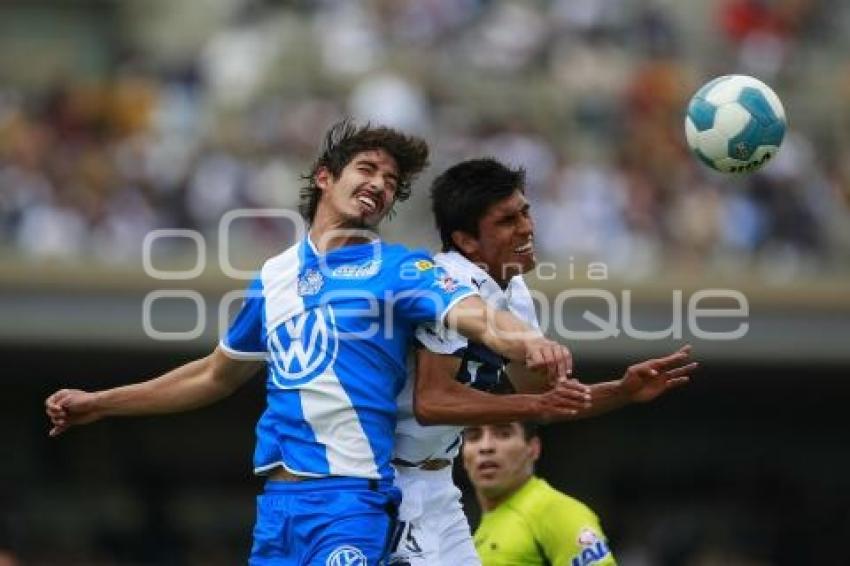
[326,545,367,566]
[268,306,339,387]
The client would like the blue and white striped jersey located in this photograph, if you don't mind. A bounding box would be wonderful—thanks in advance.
[221,236,475,481]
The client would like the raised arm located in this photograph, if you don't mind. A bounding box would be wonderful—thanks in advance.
[444,295,572,380]
[504,361,557,393]
[571,345,697,420]
[413,348,590,426]
[45,347,263,437]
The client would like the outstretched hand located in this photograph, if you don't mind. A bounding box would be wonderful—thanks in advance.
[45,389,103,437]
[620,345,698,403]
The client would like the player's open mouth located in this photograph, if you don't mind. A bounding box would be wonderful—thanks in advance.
[477,461,500,473]
[355,191,382,215]
[514,241,533,254]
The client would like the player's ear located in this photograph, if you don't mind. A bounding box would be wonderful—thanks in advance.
[315,166,333,192]
[451,230,479,258]
[528,436,541,463]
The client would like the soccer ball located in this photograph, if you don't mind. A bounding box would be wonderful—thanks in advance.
[685,75,786,174]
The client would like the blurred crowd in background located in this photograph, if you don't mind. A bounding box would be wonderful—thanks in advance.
[1,0,849,280]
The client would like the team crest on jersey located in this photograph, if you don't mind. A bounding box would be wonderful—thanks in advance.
[297,269,324,296]
[435,273,458,293]
[570,527,611,566]
[326,545,366,566]
[414,260,434,271]
[268,306,339,387]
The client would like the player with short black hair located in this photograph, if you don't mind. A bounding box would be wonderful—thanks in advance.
[430,158,527,253]
[389,157,695,565]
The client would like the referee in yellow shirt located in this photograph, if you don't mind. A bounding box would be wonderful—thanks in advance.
[462,421,616,566]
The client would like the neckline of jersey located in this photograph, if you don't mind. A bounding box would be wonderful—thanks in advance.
[304,233,383,258]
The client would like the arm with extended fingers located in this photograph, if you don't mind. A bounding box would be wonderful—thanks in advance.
[572,345,698,419]
[45,347,263,437]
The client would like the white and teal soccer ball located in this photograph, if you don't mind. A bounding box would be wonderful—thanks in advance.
[685,75,787,174]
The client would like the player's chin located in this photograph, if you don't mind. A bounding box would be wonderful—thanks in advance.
[344,210,379,230]
[366,211,388,226]
[509,253,536,276]
[473,470,501,485]
[358,207,389,228]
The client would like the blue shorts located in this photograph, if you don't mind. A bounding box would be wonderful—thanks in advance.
[249,476,401,565]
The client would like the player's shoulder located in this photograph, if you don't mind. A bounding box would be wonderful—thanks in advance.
[511,479,614,565]
[248,241,304,288]
[521,478,599,521]
[381,242,433,264]
[261,240,303,271]
[377,243,442,281]
[433,251,485,285]
[541,487,613,565]
[522,479,609,544]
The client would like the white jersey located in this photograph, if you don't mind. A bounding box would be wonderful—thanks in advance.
[389,466,480,565]
[394,251,540,464]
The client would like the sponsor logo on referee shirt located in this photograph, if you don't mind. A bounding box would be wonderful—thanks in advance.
[577,527,599,546]
[571,527,611,566]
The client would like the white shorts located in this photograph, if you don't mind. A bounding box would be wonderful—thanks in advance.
[389,465,481,566]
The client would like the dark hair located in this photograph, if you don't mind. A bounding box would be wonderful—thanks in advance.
[430,158,526,252]
[463,421,539,442]
[520,421,540,440]
[299,119,430,223]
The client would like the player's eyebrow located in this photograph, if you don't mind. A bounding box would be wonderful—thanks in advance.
[354,158,377,171]
[355,157,399,184]
[495,200,530,223]
[491,423,515,434]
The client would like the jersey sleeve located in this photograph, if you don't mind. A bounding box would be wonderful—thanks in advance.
[219,276,268,360]
[536,499,616,566]
[508,276,541,331]
[415,321,466,356]
[393,253,477,328]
